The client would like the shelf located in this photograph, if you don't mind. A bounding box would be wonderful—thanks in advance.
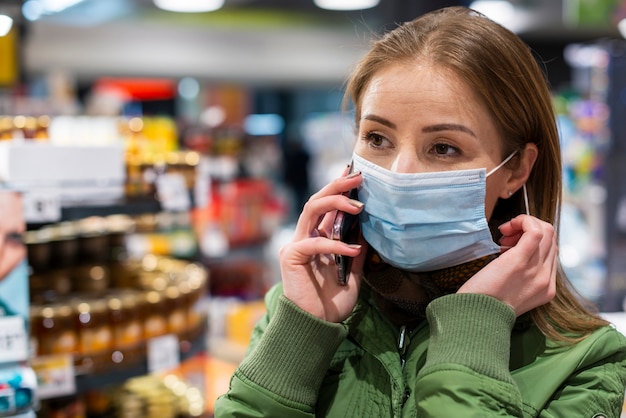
[24,196,162,228]
[60,196,162,221]
[33,317,208,398]
[75,317,207,392]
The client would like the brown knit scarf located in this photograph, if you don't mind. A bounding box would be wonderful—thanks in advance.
[363,248,499,325]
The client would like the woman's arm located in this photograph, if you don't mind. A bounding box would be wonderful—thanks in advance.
[214,285,348,417]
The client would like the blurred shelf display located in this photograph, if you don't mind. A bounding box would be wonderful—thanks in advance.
[0,82,291,418]
[28,253,210,417]
[557,39,626,310]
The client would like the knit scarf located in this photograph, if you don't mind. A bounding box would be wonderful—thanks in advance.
[363,248,499,325]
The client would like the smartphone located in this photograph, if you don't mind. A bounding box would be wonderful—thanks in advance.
[331,164,360,285]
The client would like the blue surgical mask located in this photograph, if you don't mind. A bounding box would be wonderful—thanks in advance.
[353,151,518,272]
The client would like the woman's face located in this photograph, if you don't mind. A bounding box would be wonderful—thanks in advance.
[354,62,512,219]
[0,191,26,281]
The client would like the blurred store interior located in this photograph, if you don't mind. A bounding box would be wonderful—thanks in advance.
[0,0,626,416]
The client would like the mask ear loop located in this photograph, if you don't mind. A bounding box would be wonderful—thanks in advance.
[522,183,530,216]
[486,150,531,216]
[486,150,518,177]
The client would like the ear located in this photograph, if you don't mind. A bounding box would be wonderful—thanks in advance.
[500,143,538,199]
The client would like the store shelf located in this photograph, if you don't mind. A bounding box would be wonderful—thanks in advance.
[60,196,163,221]
[34,316,208,396]
[24,196,162,229]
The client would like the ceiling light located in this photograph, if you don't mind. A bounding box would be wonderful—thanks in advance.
[153,0,224,13]
[314,0,379,11]
[0,15,13,37]
[22,1,44,21]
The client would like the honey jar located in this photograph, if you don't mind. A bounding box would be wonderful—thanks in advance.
[31,304,78,356]
[107,291,143,350]
[143,290,168,339]
[74,299,113,356]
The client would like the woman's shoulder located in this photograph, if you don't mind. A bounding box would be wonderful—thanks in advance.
[583,324,626,356]
[550,324,626,364]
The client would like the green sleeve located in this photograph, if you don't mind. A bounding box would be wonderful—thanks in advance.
[214,284,348,417]
[415,293,524,416]
[415,294,626,417]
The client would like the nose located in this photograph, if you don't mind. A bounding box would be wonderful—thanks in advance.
[389,152,420,173]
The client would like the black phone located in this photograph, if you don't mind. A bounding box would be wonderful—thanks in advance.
[331,168,360,285]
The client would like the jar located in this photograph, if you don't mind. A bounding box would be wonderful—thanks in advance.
[142,291,168,340]
[30,272,70,305]
[48,222,79,269]
[137,271,169,291]
[74,299,113,356]
[71,264,110,295]
[105,214,135,262]
[108,258,140,289]
[32,304,78,356]
[24,228,52,273]
[107,291,143,350]
[177,281,194,329]
[76,216,109,264]
[163,286,186,334]
[49,269,73,297]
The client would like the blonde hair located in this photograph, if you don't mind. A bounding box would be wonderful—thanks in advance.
[344,6,608,342]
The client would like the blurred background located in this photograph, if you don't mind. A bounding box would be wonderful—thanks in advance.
[0,0,626,417]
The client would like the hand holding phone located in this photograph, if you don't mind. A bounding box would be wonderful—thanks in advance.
[331,165,360,285]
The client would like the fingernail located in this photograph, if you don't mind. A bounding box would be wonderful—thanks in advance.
[348,199,364,208]
[347,244,362,249]
[346,170,361,179]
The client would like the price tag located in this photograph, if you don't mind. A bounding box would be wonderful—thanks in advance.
[156,173,191,212]
[22,191,61,223]
[30,354,76,399]
[0,316,28,363]
[147,334,180,373]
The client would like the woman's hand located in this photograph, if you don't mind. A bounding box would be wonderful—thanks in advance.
[458,214,558,316]
[279,169,367,323]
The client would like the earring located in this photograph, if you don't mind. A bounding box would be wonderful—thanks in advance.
[508,190,513,197]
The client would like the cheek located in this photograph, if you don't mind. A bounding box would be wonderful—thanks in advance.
[0,245,26,279]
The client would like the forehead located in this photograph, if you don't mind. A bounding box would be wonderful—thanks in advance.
[364,62,497,121]
[360,62,480,111]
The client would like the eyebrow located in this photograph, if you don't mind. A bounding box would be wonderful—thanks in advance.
[422,123,477,137]
[362,114,477,138]
[362,114,396,129]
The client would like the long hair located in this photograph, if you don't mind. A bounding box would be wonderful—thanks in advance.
[344,6,608,342]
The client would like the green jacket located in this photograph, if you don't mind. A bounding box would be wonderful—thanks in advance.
[215,283,626,417]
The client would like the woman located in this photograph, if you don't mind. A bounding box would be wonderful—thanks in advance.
[0,190,26,316]
[215,6,626,417]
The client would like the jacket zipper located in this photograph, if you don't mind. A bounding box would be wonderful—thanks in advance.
[398,325,411,407]
[398,325,409,369]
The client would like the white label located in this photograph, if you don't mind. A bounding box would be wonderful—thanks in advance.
[156,173,190,212]
[30,354,76,399]
[147,334,180,373]
[0,316,28,362]
[22,191,61,223]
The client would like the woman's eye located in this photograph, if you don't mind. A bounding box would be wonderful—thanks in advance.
[432,143,459,156]
[363,132,387,148]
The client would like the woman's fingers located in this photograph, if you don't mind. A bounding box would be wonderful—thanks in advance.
[293,172,362,240]
[280,236,363,266]
[463,214,558,316]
